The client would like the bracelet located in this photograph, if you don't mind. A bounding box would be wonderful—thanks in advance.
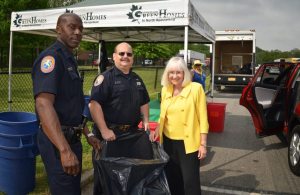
[87,132,94,138]
[200,144,207,147]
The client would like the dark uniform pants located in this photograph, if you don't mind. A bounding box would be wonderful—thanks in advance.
[163,135,201,195]
[37,129,82,195]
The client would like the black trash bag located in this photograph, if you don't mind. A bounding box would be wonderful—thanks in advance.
[94,131,170,195]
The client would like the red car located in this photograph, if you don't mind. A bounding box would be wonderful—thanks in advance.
[240,62,300,176]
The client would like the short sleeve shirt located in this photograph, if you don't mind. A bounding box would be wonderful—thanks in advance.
[90,66,150,126]
[31,41,84,126]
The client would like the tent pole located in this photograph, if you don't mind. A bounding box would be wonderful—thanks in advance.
[98,40,102,74]
[183,26,188,64]
[211,43,215,97]
[8,31,13,111]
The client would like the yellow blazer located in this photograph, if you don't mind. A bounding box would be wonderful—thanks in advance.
[159,82,209,154]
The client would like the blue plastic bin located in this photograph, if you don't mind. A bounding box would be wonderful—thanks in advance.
[0,112,39,195]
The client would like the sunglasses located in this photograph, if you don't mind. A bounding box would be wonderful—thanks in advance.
[118,52,133,57]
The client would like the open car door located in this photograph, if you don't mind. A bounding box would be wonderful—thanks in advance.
[240,63,295,137]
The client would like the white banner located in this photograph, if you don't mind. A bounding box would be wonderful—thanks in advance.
[11,1,188,31]
[189,2,215,42]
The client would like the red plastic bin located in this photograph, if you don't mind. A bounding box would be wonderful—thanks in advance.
[207,102,226,133]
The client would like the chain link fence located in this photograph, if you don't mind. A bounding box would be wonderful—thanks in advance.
[0,67,165,113]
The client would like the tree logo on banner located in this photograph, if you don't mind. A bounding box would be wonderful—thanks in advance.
[65,9,74,13]
[13,14,22,27]
[127,5,142,24]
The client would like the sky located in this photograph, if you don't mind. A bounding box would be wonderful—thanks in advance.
[193,0,300,51]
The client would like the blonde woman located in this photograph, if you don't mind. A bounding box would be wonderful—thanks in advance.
[150,56,209,195]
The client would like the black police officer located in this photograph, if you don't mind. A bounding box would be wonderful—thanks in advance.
[89,42,152,194]
[32,13,99,195]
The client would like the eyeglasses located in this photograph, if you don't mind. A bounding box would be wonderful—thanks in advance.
[118,52,133,57]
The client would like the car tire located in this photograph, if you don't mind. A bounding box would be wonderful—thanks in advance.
[288,125,300,176]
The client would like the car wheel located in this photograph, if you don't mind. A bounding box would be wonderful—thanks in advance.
[288,125,300,176]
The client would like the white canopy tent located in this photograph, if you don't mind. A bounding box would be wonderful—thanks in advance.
[8,0,216,110]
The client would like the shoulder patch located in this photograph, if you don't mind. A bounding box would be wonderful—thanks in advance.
[94,75,104,86]
[41,56,55,73]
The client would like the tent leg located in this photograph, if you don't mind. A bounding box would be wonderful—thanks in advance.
[8,31,13,111]
[183,26,189,64]
[211,43,215,97]
[98,40,102,74]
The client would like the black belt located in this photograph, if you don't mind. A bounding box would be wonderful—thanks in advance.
[108,124,137,132]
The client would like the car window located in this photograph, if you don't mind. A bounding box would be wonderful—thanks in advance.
[290,70,300,113]
[292,69,300,88]
[256,64,291,86]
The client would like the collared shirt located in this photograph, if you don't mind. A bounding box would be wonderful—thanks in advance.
[159,82,209,154]
[90,66,150,126]
[32,40,84,126]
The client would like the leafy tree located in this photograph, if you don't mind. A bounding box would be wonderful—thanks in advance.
[291,49,300,58]
[0,0,49,47]
[256,47,300,65]
[133,43,172,58]
[0,0,51,68]
[48,0,82,7]
[189,43,210,56]
[0,0,84,68]
[132,43,209,59]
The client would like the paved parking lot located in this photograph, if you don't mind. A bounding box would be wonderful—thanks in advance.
[201,88,300,195]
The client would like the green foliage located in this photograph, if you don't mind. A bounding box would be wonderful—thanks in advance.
[79,42,116,58]
[189,44,210,56]
[0,0,55,69]
[0,0,49,47]
[48,0,83,8]
[132,43,209,59]
[133,43,172,58]
[256,47,300,64]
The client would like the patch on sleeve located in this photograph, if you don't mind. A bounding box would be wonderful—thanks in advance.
[94,75,104,86]
[40,56,55,73]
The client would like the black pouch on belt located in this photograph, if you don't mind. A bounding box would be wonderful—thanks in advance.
[62,126,82,145]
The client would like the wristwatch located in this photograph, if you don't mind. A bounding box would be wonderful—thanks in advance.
[87,132,94,138]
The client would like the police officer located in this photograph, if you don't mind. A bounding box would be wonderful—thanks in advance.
[32,13,100,195]
[89,42,152,194]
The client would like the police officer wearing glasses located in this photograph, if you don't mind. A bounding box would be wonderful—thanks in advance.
[32,13,100,195]
[89,42,152,195]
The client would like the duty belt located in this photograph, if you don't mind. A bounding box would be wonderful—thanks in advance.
[108,124,137,132]
[61,125,82,144]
